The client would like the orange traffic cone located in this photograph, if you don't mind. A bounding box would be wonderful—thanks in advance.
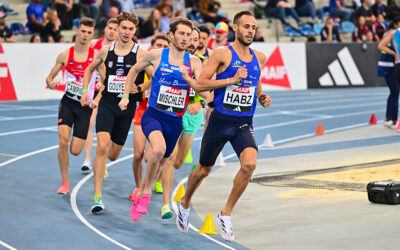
[396,120,400,132]
[198,214,217,234]
[315,122,325,135]
[369,113,377,125]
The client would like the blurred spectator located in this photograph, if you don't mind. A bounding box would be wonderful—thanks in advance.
[386,0,400,21]
[52,0,73,30]
[199,0,226,25]
[81,0,99,19]
[207,22,229,49]
[175,10,185,17]
[264,0,301,26]
[198,25,212,58]
[366,30,374,41]
[355,0,375,23]
[329,0,355,22]
[156,0,173,12]
[372,13,387,40]
[172,0,186,16]
[160,5,173,33]
[139,9,161,40]
[353,16,370,42]
[42,9,62,42]
[254,27,265,42]
[320,17,343,42]
[0,11,16,43]
[206,22,215,38]
[96,0,121,29]
[295,0,324,22]
[44,34,55,42]
[26,0,46,33]
[30,33,41,42]
[97,6,119,30]
[371,0,387,18]
[119,0,134,12]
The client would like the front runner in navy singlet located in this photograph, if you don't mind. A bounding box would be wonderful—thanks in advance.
[45,17,96,195]
[176,11,271,241]
[119,17,208,221]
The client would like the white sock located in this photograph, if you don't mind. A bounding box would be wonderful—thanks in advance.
[83,159,91,167]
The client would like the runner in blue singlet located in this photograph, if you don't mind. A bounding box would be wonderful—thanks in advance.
[119,17,207,222]
[175,11,271,242]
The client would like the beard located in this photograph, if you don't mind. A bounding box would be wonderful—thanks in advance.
[198,43,204,50]
[237,31,253,46]
[187,45,197,55]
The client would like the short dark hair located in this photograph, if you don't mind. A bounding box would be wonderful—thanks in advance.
[151,34,169,46]
[169,17,193,34]
[117,11,139,26]
[78,17,95,28]
[393,16,400,25]
[199,25,210,36]
[107,18,118,26]
[233,10,255,25]
[192,26,200,38]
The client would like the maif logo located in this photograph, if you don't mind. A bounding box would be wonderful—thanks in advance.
[318,47,364,86]
[261,46,291,89]
[0,45,17,101]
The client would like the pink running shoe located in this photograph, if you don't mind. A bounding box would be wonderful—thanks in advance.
[130,197,142,221]
[128,188,139,201]
[57,182,70,194]
[136,194,151,214]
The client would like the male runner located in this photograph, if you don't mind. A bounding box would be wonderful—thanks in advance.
[80,11,151,213]
[129,34,170,202]
[119,17,206,221]
[197,25,213,60]
[207,22,229,50]
[176,11,271,241]
[45,17,96,194]
[81,18,119,173]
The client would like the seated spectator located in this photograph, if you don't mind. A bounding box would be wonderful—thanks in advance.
[156,0,173,12]
[30,33,41,42]
[172,0,186,16]
[254,27,265,42]
[97,0,121,29]
[52,0,73,30]
[81,0,99,19]
[264,0,301,26]
[44,34,55,42]
[329,0,355,22]
[387,0,400,21]
[353,16,370,41]
[199,0,226,25]
[160,5,173,33]
[295,0,324,22]
[371,0,387,18]
[42,9,62,42]
[0,11,16,42]
[355,0,375,23]
[119,0,134,12]
[139,9,161,40]
[320,16,343,42]
[26,0,46,33]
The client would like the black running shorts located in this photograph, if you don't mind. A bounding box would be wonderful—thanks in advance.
[96,95,136,146]
[58,95,93,139]
[199,109,257,167]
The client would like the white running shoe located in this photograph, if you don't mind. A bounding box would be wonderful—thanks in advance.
[217,212,235,241]
[383,120,396,128]
[176,202,190,232]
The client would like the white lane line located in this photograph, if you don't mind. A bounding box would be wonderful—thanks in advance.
[269,91,386,102]
[0,114,57,121]
[70,155,133,250]
[171,178,236,250]
[0,126,57,137]
[0,145,59,168]
[0,240,17,250]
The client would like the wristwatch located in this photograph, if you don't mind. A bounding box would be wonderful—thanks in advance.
[137,85,142,92]
[200,99,206,108]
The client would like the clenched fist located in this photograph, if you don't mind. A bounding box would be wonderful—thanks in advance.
[258,94,271,108]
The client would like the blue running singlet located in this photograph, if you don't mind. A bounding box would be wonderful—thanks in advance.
[213,45,260,117]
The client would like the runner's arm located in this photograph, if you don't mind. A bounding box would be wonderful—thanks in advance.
[378,30,397,60]
[255,51,270,108]
[190,56,209,100]
[132,66,153,93]
[46,51,66,88]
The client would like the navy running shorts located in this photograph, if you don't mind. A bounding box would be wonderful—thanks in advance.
[96,95,136,146]
[58,95,93,139]
[141,107,183,158]
[199,109,257,167]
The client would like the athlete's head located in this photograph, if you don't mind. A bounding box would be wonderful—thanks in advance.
[393,16,400,29]
[233,10,256,47]
[168,17,193,51]
[104,18,118,42]
[215,22,229,43]
[187,27,200,55]
[150,34,169,49]
[117,11,139,43]
[198,25,210,50]
[76,17,95,45]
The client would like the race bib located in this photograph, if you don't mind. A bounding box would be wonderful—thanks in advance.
[65,77,82,97]
[189,87,196,97]
[223,85,255,112]
[156,85,187,113]
[107,75,127,96]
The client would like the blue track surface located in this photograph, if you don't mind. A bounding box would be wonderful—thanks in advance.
[0,87,391,249]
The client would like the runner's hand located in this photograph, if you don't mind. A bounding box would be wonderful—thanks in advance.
[47,81,59,89]
[89,99,98,109]
[179,66,192,83]
[258,94,271,108]
[188,102,202,115]
[231,65,247,84]
[95,80,103,91]
[80,92,89,107]
[119,97,129,111]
